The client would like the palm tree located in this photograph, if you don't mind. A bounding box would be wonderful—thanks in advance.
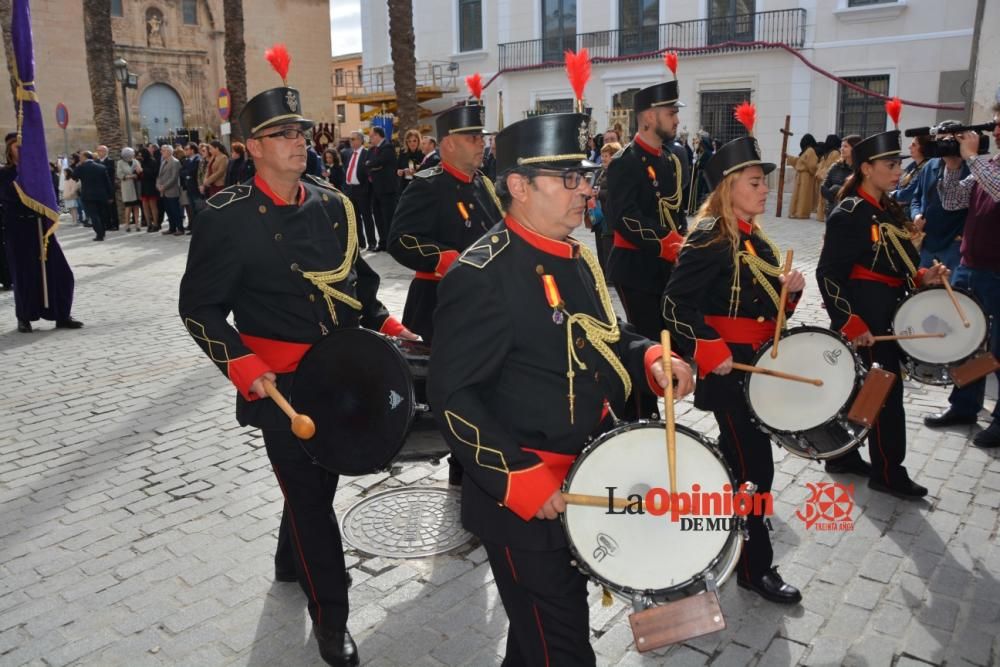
[387,0,418,132]
[82,0,123,152]
[0,0,18,106]
[222,0,247,141]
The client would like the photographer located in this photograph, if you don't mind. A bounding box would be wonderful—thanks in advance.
[910,124,969,269]
[926,105,1000,447]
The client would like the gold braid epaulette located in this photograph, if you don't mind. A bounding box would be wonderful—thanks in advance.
[299,190,362,323]
[563,245,631,423]
[479,173,506,216]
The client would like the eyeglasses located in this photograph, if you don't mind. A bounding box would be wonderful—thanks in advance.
[257,127,306,141]
[534,169,600,190]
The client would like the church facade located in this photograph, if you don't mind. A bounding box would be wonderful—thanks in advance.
[0,0,333,156]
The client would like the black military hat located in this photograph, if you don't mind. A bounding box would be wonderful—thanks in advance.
[436,101,490,137]
[238,87,314,138]
[853,130,905,164]
[634,80,685,114]
[703,136,775,191]
[494,112,598,175]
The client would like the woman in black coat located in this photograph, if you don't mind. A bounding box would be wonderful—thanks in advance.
[396,129,424,191]
[820,135,860,218]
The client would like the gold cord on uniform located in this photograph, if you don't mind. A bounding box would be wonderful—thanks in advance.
[298,192,362,323]
[730,227,785,317]
[656,152,684,233]
[876,220,919,284]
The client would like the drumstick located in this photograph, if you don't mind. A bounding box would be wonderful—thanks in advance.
[661,331,678,494]
[261,378,316,439]
[732,362,823,387]
[934,260,970,328]
[562,492,631,510]
[872,333,946,342]
[770,249,795,359]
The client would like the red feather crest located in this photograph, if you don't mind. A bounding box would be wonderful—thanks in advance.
[664,51,678,78]
[265,44,291,86]
[885,97,902,128]
[564,49,591,102]
[734,101,756,135]
[465,73,483,101]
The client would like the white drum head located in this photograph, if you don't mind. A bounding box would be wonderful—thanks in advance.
[894,289,986,364]
[563,424,734,594]
[748,329,857,432]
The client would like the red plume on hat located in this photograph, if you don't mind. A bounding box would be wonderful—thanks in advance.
[564,49,591,112]
[265,43,291,86]
[885,97,902,130]
[465,73,483,102]
[664,51,678,80]
[734,101,757,136]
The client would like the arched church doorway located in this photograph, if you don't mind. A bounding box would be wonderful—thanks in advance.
[139,83,183,144]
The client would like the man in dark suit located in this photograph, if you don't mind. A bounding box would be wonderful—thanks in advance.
[342,131,377,250]
[95,145,119,231]
[364,126,398,251]
[75,151,113,241]
[418,136,439,170]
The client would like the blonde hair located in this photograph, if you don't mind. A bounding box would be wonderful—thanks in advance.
[403,129,421,147]
[686,170,760,253]
[600,141,622,158]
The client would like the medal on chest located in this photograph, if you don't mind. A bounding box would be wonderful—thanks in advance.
[457,201,471,228]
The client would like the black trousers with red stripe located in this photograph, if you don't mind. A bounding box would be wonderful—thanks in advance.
[265,429,350,632]
[614,285,665,421]
[713,398,775,583]
[484,541,596,667]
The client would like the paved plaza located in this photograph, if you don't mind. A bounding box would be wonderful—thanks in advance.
[1,209,999,666]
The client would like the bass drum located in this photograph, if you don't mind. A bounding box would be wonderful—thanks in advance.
[892,286,989,385]
[292,328,417,475]
[745,326,868,459]
[562,421,742,603]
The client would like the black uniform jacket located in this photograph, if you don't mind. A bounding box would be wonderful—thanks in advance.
[662,217,800,412]
[388,162,505,340]
[428,216,665,550]
[178,174,400,430]
[606,135,688,292]
[816,190,924,340]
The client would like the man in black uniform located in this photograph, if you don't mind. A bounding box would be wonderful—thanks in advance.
[179,77,411,666]
[428,112,694,665]
[606,78,687,419]
[389,101,504,344]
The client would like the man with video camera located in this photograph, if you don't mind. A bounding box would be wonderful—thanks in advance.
[909,123,970,269]
[924,104,1000,447]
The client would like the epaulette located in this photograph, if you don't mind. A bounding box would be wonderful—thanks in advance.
[415,165,442,179]
[303,174,338,191]
[694,216,719,232]
[206,184,252,209]
[834,196,863,215]
[459,229,510,269]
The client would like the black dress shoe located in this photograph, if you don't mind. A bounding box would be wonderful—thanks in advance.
[973,421,1000,448]
[924,409,978,428]
[55,318,84,329]
[17,319,32,333]
[738,567,801,604]
[868,476,928,499]
[315,627,359,667]
[824,455,872,476]
[274,566,297,583]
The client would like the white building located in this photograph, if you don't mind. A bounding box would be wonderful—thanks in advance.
[360,0,977,168]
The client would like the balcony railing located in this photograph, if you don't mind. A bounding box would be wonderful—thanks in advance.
[499,9,806,71]
[333,60,459,99]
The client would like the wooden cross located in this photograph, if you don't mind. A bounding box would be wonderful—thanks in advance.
[775,115,793,218]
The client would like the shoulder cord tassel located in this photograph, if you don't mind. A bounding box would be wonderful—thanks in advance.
[299,192,362,323]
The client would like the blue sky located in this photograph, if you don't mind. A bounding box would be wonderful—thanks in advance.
[330,0,362,56]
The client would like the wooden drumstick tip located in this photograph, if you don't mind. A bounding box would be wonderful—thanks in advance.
[292,414,316,440]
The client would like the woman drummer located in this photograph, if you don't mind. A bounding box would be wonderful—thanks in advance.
[816,105,948,499]
[662,105,805,605]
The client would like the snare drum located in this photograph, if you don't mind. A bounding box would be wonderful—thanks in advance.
[891,287,989,385]
[562,421,742,605]
[746,326,868,459]
[292,328,441,475]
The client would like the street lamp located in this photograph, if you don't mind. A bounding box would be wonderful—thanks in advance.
[114,57,135,147]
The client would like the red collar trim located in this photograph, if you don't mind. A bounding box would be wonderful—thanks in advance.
[857,187,883,211]
[441,160,473,183]
[633,134,662,157]
[737,219,754,235]
[254,175,305,206]
[506,216,576,259]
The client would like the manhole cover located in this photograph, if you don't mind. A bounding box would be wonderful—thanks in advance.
[341,488,471,558]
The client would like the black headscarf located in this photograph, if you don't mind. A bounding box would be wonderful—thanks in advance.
[799,133,817,155]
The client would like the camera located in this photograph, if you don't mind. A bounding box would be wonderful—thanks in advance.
[904,121,995,158]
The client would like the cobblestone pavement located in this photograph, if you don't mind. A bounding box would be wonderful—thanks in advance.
[1,208,999,667]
